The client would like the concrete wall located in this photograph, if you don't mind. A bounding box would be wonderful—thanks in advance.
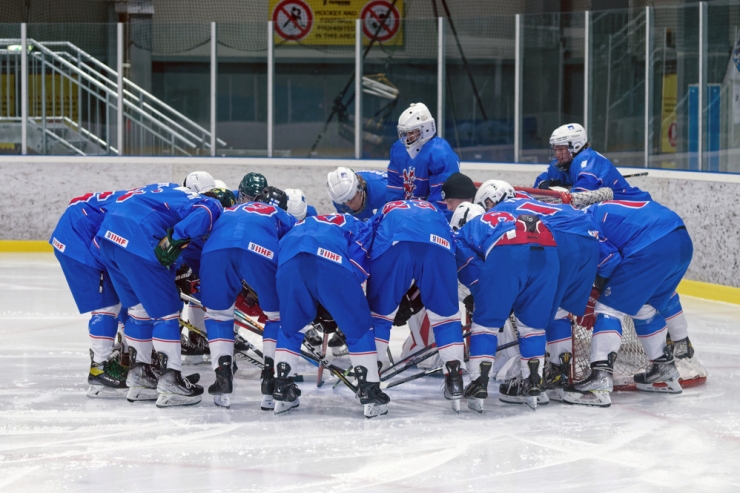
[5,156,739,287]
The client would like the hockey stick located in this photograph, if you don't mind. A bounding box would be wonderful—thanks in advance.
[623,172,649,179]
[316,329,330,387]
[380,339,521,390]
[301,339,357,393]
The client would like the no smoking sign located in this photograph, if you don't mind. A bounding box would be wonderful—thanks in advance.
[272,0,314,41]
[361,0,400,43]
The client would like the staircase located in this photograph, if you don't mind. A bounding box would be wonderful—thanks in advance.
[0,39,225,156]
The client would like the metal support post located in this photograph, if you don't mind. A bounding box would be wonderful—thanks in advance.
[267,21,274,158]
[355,19,362,159]
[583,11,591,137]
[698,2,707,170]
[514,14,523,163]
[644,7,653,168]
[437,17,445,139]
[21,23,27,155]
[117,22,124,155]
[210,22,217,156]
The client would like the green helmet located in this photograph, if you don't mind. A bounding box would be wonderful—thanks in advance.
[238,172,268,203]
[203,188,237,209]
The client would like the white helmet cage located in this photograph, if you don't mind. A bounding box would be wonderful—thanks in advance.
[474,179,515,210]
[284,188,308,221]
[327,167,361,204]
[184,171,216,194]
[549,123,588,166]
[450,201,485,231]
[397,103,436,150]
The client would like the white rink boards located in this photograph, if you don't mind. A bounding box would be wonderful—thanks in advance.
[1,253,739,492]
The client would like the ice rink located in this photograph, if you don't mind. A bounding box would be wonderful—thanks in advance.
[1,253,739,492]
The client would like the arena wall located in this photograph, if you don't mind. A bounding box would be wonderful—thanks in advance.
[5,156,739,288]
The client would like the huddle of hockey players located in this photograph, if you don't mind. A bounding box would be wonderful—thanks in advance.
[51,102,703,418]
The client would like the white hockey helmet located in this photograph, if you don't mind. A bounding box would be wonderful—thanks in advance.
[397,103,436,158]
[450,201,485,231]
[474,179,515,210]
[327,167,360,204]
[285,188,308,221]
[184,171,216,194]
[214,179,229,190]
[549,123,588,169]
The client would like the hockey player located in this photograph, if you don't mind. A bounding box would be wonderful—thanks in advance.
[387,103,460,218]
[534,123,652,201]
[441,172,477,213]
[238,172,268,203]
[95,183,223,407]
[184,170,217,194]
[51,189,130,398]
[366,199,465,412]
[285,188,317,221]
[272,214,389,418]
[199,193,295,409]
[563,199,693,407]
[476,180,601,402]
[327,167,388,220]
[453,198,560,411]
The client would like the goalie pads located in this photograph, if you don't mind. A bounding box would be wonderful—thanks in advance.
[570,187,614,209]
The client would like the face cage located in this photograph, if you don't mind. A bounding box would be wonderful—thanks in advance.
[238,191,256,204]
[398,126,422,147]
[549,144,574,170]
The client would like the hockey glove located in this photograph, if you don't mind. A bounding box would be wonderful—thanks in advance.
[175,264,199,295]
[313,304,338,333]
[537,179,566,190]
[393,284,424,326]
[463,294,474,315]
[154,228,190,267]
[575,287,601,331]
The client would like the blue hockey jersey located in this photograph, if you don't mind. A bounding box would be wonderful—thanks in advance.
[332,170,388,220]
[386,137,460,215]
[50,190,130,269]
[370,199,455,260]
[493,195,599,240]
[94,183,223,263]
[534,147,652,201]
[202,202,295,265]
[585,200,686,278]
[278,214,373,282]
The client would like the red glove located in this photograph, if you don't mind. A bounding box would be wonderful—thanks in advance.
[235,290,267,323]
[575,287,600,331]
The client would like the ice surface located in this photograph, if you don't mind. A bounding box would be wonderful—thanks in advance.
[1,253,739,492]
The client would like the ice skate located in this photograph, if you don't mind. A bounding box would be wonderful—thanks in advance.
[634,346,682,394]
[303,327,323,347]
[499,360,546,410]
[181,329,210,364]
[329,329,349,357]
[155,352,204,408]
[273,362,301,415]
[355,366,390,418]
[443,360,464,413]
[670,336,694,360]
[463,361,492,413]
[563,352,615,407]
[87,349,128,398]
[208,355,233,409]
[261,357,275,411]
[544,352,571,402]
[126,347,159,402]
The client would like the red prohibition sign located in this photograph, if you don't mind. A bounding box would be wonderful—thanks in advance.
[361,0,400,43]
[272,0,313,41]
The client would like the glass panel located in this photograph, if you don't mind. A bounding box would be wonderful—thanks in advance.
[362,17,436,160]
[521,12,585,164]
[274,19,356,159]
[706,1,740,173]
[0,24,22,155]
[216,22,268,157]
[444,15,516,163]
[590,9,647,169]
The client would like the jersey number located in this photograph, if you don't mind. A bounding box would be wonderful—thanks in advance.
[516,201,560,216]
[314,214,346,226]
[242,203,278,216]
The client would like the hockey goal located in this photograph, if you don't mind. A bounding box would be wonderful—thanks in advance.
[512,186,707,391]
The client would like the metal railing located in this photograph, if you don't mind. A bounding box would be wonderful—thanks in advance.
[0,38,226,156]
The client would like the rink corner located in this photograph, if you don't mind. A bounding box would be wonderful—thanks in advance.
[0,240,53,253]
[678,280,740,306]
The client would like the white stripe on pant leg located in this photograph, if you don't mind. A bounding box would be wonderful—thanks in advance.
[514,318,546,379]
[186,302,206,333]
[349,352,380,382]
[90,303,122,363]
[209,340,234,371]
[152,312,182,371]
[261,311,280,361]
[427,308,464,370]
[665,311,689,341]
[468,322,497,380]
[633,304,668,360]
[590,302,626,363]
[204,304,235,322]
[274,349,300,375]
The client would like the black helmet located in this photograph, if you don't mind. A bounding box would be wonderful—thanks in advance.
[203,188,237,208]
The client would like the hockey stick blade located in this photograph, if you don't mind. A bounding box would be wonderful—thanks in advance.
[381,366,443,390]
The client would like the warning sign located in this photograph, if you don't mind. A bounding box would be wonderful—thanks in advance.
[269,0,403,46]
[272,0,314,41]
[361,1,400,43]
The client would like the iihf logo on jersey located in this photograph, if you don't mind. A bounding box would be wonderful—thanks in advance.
[403,167,417,199]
